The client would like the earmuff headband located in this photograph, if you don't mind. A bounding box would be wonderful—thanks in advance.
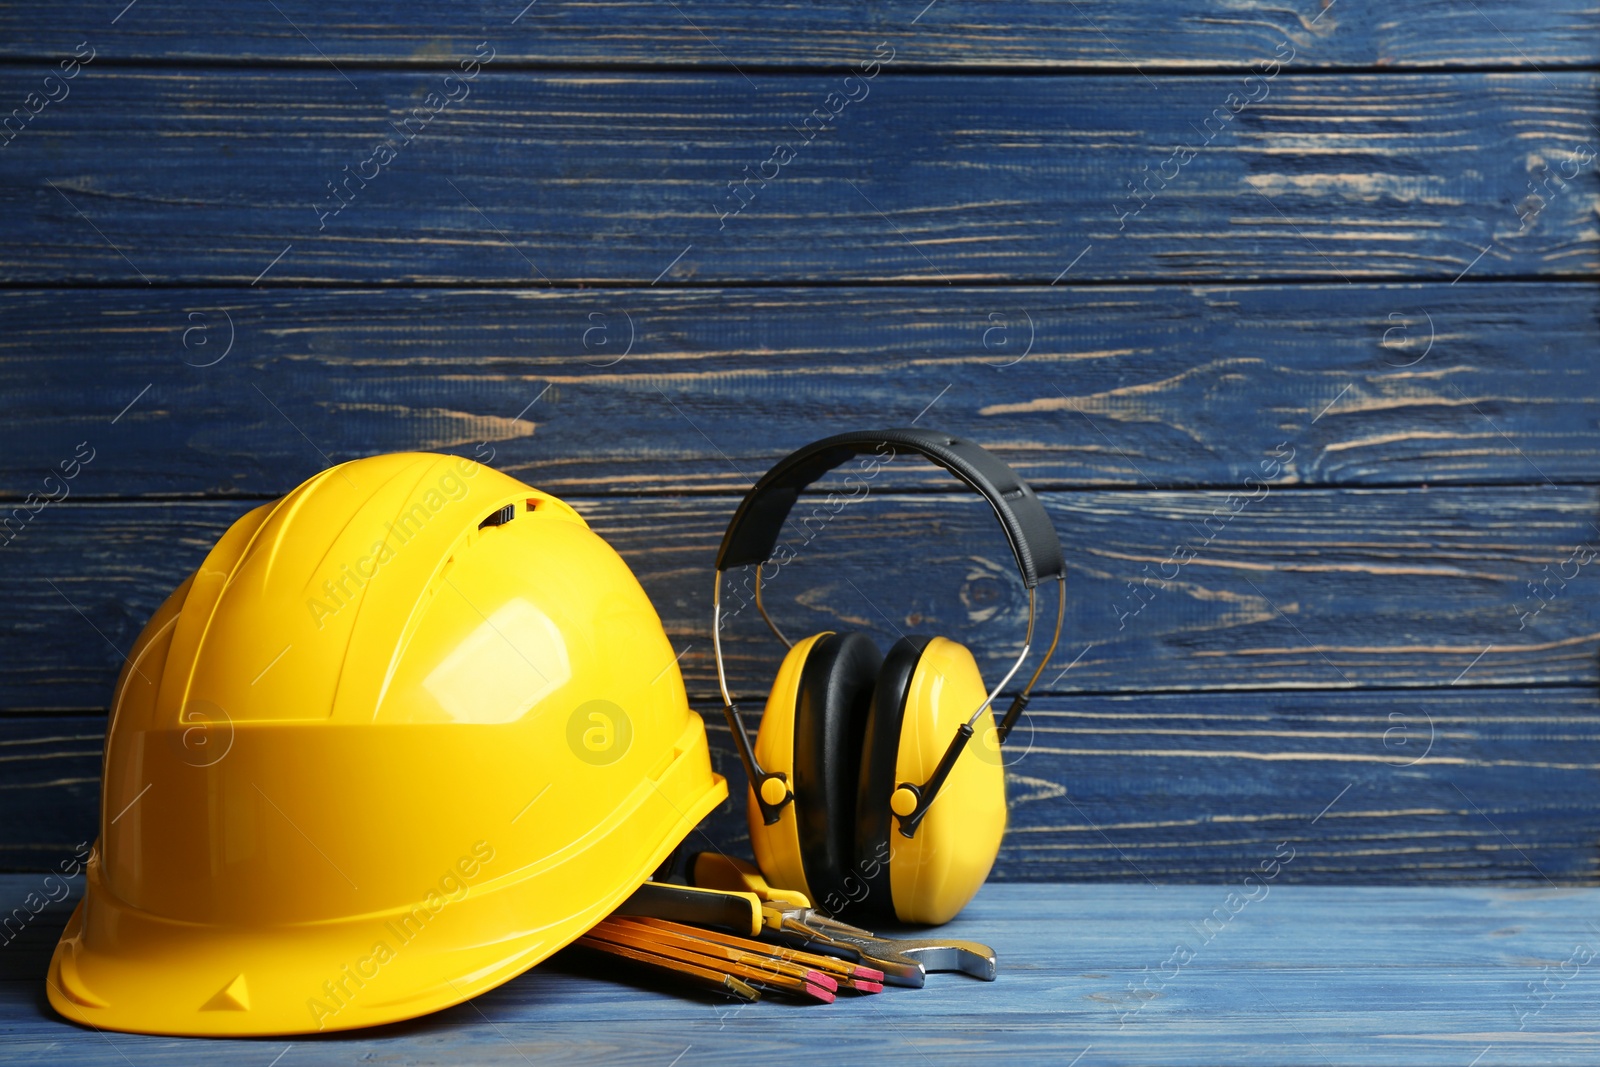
[715,428,1065,588]
[712,428,1066,833]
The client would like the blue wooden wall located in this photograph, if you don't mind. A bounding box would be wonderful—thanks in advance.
[1,1,1596,882]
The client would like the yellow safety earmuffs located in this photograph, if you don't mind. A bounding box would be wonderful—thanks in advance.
[711,429,1066,925]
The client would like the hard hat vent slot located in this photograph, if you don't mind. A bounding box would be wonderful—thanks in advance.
[479,504,516,529]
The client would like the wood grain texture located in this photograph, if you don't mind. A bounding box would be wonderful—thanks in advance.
[0,0,1595,69]
[6,685,1598,881]
[5,879,1600,1063]
[2,283,1597,498]
[2,489,1596,712]
[0,717,98,869]
[1,72,1594,284]
[1,0,1596,917]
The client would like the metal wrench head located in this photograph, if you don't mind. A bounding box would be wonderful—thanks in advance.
[867,937,997,981]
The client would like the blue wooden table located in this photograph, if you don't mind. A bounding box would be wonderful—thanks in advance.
[4,877,1598,1065]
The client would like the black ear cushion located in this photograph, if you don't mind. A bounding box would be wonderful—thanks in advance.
[848,635,930,921]
[792,632,882,915]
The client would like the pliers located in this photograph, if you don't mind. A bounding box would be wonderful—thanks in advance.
[686,853,997,988]
[756,904,997,988]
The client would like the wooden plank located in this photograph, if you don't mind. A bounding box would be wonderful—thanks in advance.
[0,717,99,869]
[985,687,1600,883]
[0,1,1594,68]
[2,488,1596,711]
[3,282,1598,498]
[7,685,1598,881]
[1,72,1593,284]
[4,879,1599,1063]
[626,486,1600,695]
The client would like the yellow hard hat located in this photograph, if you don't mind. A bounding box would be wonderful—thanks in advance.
[48,452,726,1036]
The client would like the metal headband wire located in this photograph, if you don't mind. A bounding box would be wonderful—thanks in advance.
[965,584,1035,730]
[712,563,1068,831]
[754,565,791,649]
[712,574,772,802]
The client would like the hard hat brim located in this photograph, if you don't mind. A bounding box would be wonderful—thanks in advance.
[48,726,726,1037]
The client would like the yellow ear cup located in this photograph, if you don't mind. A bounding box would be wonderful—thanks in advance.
[745,633,827,904]
[888,637,1007,924]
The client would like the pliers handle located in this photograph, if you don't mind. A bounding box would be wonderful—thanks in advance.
[688,853,997,986]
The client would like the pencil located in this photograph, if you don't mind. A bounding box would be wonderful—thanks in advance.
[590,919,836,1001]
[597,917,839,992]
[587,920,836,1003]
[573,934,761,1002]
[613,915,885,993]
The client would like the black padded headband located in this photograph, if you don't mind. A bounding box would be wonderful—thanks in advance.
[715,428,1065,588]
